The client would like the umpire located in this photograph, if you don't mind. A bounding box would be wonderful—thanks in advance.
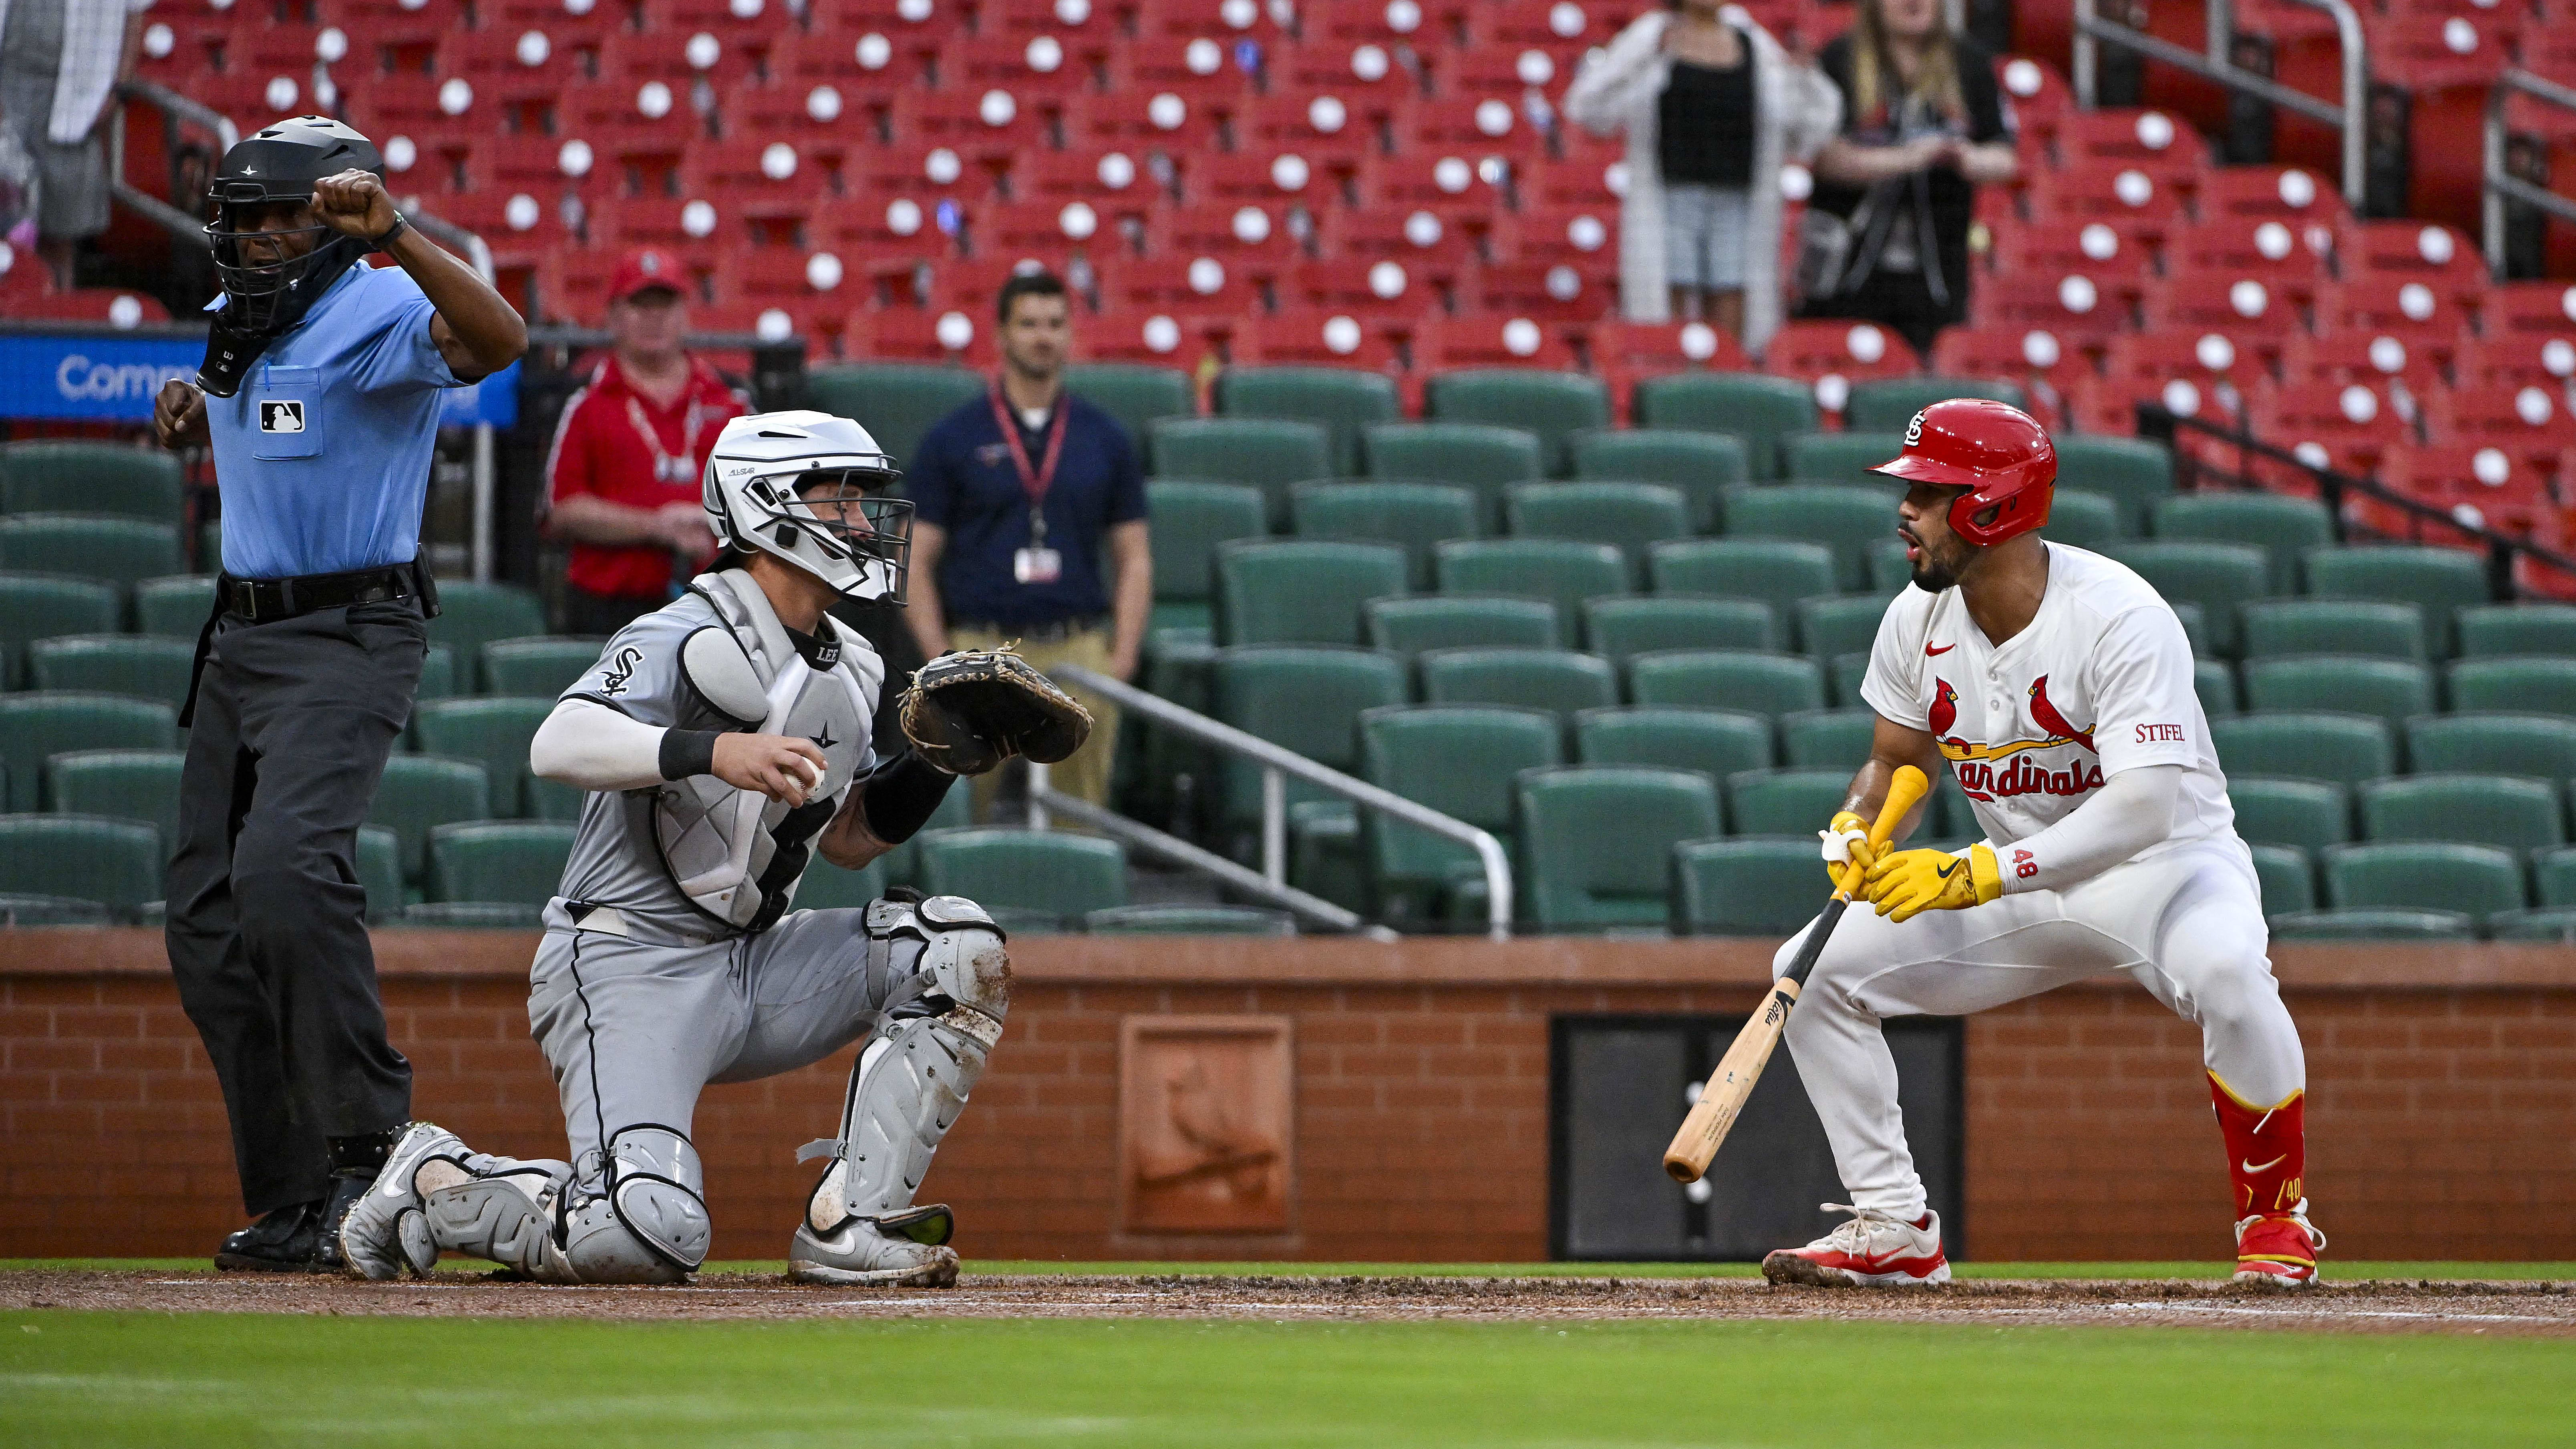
[150,117,528,1272]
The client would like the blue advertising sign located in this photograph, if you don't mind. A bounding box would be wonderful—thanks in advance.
[0,330,518,427]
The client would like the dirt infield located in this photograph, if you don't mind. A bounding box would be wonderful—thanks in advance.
[8,1269,2573,1335]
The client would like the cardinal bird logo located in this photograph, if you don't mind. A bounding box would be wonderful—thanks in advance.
[1928,677,1958,739]
[2028,675,2097,753]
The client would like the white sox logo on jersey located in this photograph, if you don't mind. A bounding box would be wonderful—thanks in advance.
[600,646,645,696]
[1927,673,2107,803]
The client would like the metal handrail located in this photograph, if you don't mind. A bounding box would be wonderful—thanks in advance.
[2074,0,2367,210]
[2483,68,2576,276]
[1027,779,1396,939]
[1048,663,1515,940]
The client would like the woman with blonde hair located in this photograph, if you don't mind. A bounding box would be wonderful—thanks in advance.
[1797,0,2018,356]
[1565,0,1840,351]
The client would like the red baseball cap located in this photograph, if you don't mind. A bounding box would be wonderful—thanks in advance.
[608,248,685,305]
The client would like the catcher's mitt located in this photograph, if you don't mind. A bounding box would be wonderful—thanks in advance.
[899,646,1095,776]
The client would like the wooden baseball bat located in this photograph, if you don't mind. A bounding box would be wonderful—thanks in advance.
[1662,764,1931,1185]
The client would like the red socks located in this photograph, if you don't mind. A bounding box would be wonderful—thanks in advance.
[2209,1071,2306,1218]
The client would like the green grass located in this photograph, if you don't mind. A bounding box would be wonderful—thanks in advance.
[13,1259,2576,1280]
[4,1311,2572,1447]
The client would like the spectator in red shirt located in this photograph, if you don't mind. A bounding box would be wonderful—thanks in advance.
[540,249,749,635]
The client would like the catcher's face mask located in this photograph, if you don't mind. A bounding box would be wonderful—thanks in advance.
[751,468,912,603]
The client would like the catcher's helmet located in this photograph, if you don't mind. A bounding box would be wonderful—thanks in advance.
[205,116,384,334]
[703,411,911,602]
[1871,398,2057,547]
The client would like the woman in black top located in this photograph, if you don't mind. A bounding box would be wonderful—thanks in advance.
[1797,0,2018,356]
[1654,1,1760,334]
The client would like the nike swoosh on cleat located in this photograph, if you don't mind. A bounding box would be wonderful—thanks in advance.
[1926,643,1955,656]
[2242,1154,2288,1174]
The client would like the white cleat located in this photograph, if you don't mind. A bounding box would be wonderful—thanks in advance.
[1762,1203,1952,1287]
[337,1121,465,1281]
[789,1208,961,1287]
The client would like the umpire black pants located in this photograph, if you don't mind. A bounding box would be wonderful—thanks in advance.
[165,599,428,1216]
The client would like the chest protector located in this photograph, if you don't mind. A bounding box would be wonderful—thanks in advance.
[655,570,883,932]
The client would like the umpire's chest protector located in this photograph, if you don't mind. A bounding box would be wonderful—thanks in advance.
[657,570,881,930]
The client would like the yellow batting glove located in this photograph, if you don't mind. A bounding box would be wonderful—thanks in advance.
[1819,810,1877,891]
[1862,843,2003,922]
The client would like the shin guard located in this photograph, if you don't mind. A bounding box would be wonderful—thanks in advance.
[2210,1070,2307,1218]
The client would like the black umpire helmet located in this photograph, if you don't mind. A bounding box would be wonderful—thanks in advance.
[205,115,385,334]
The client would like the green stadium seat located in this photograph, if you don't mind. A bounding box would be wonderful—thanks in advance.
[0,892,114,925]
[0,441,186,519]
[1211,645,1408,834]
[1723,485,1896,592]
[411,698,554,817]
[425,582,547,685]
[1366,596,1559,656]
[1793,594,1890,659]
[1647,539,1840,617]
[0,573,122,687]
[1582,595,1778,659]
[2240,657,2434,731]
[1214,539,1406,646]
[1728,768,1851,835]
[0,693,177,811]
[1290,481,1478,589]
[2536,846,2576,907]
[2041,490,2125,550]
[2302,546,2491,656]
[2151,493,2334,593]
[1420,647,1618,721]
[2320,841,2526,921]
[2483,908,2576,943]
[918,827,1128,928]
[0,515,183,587]
[2267,907,2478,940]
[2454,603,2576,658]
[44,749,185,847]
[2209,712,2394,788]
[2449,657,2576,716]
[803,363,984,473]
[1505,482,1688,578]
[1843,378,2029,432]
[2247,843,2317,918]
[1360,704,1559,918]
[1828,652,1871,708]
[2358,774,2564,851]
[2195,659,2239,718]
[397,901,546,929]
[2405,714,2576,781]
[370,755,495,883]
[1084,904,1297,935]
[1780,432,1908,485]
[2228,776,2351,853]
[794,855,892,912]
[1215,366,1403,478]
[1780,708,1877,769]
[880,785,972,888]
[28,635,197,711]
[1363,423,1545,527]
[133,574,215,638]
[1435,539,1628,631]
[1064,362,1195,446]
[358,821,428,919]
[1632,373,1816,480]
[2237,600,2428,661]
[1427,370,1613,477]
[425,821,578,907]
[1149,480,1268,643]
[1674,837,1830,936]
[2106,542,2269,654]
[1518,765,1719,930]
[416,644,460,702]
[2163,601,2213,660]
[0,814,162,916]
[1630,649,1826,718]
[1567,428,1747,531]
[1151,418,1335,525]
[481,638,606,698]
[2053,436,2175,532]
[1574,704,1773,781]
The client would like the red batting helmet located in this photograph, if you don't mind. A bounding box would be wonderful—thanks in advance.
[1872,398,2057,547]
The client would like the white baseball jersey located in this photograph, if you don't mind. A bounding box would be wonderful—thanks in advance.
[1860,543,2239,875]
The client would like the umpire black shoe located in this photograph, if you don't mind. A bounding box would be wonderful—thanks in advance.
[312,1172,378,1275]
[213,1201,325,1272]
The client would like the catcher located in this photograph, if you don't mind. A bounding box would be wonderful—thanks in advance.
[337,409,1089,1286]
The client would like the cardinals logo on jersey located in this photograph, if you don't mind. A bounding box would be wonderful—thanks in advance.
[2027,675,2096,753]
[1928,678,1961,744]
[1930,673,2106,803]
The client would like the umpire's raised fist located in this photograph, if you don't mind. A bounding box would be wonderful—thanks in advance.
[154,377,208,448]
[312,169,399,243]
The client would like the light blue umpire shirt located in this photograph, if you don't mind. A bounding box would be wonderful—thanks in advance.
[202,261,469,580]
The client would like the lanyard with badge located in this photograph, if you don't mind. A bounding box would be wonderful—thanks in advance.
[987,381,1068,585]
[624,392,708,485]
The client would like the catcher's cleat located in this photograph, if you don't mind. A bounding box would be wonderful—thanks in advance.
[789,1207,962,1287]
[1763,1203,1952,1287]
[338,1122,469,1280]
[2234,1201,2326,1286]
[214,1200,327,1273]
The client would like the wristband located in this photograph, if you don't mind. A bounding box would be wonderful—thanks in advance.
[658,728,721,781]
[368,212,409,252]
[860,749,956,845]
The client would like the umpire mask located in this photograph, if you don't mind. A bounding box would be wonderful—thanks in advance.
[704,411,912,604]
[198,116,382,396]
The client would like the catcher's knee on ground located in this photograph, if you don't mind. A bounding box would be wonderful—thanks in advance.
[418,1125,712,1285]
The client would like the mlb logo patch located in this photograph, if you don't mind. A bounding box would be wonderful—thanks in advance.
[260,400,306,434]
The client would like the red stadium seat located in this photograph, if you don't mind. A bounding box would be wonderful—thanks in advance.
[980,0,1118,37]
[2454,337,2576,394]
[845,304,995,365]
[969,201,1124,268]
[1315,206,1477,269]
[705,248,852,345]
[2312,277,2474,363]
[1229,310,1411,372]
[808,0,953,32]
[1132,0,1287,41]
[1468,260,1616,324]
[1764,319,1920,420]
[811,199,953,288]
[2166,217,2330,299]
[2369,444,2553,549]
[1500,205,1616,271]
[2019,163,2189,247]
[2335,220,2484,288]
[2139,274,2299,362]
[477,0,627,40]
[1187,151,1333,209]
[1279,257,1449,317]
[1401,95,1546,156]
[2423,384,2576,474]
[2279,332,2446,418]
[1521,149,1624,211]
[1071,90,1231,157]
[1230,93,1383,175]
[1588,319,1753,376]
[1928,323,2089,429]
[559,79,705,165]
[2192,164,2349,249]
[887,88,1061,163]
[1461,0,1617,57]
[1439,44,1576,97]
[942,31,1110,95]
[1278,36,1426,97]
[2051,107,2213,196]
[2087,330,2260,434]
[1413,316,1583,373]
[595,29,767,96]
[852,141,998,203]
[1358,154,1509,233]
[1093,255,1268,319]
[1076,306,1227,370]
[1111,35,1264,101]
[719,78,881,144]
[1995,54,2075,147]
[1144,203,1308,272]
[2249,381,2411,483]
[7,287,171,326]
[1973,268,2132,349]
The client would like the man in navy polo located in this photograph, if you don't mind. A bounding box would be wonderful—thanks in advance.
[903,269,1151,813]
[149,117,527,1272]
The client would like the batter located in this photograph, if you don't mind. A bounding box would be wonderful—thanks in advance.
[1767,399,2323,1288]
[337,411,1008,1287]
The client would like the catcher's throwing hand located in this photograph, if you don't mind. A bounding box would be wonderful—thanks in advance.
[311,168,401,242]
[1819,809,1878,891]
[900,646,1094,776]
[713,733,827,806]
[1862,843,2002,922]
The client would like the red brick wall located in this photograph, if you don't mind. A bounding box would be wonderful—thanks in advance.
[6,932,2572,1262]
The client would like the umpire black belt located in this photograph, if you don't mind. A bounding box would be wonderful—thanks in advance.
[220,558,437,625]
[950,614,1105,643]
